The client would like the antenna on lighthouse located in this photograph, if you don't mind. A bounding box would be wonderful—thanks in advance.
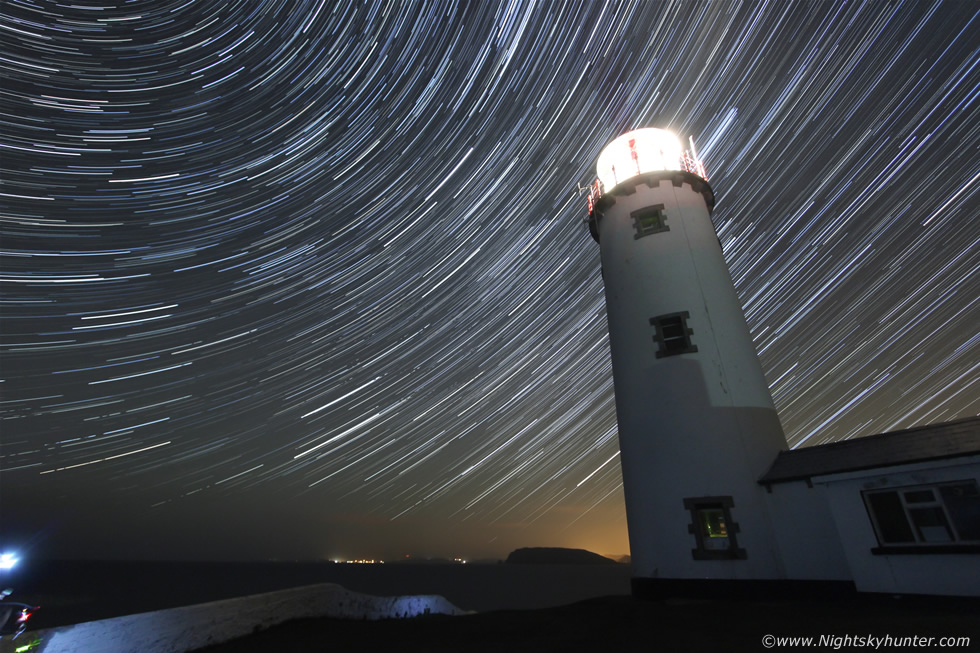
[688,135,708,180]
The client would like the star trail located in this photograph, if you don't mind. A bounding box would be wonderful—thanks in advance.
[1,1,978,561]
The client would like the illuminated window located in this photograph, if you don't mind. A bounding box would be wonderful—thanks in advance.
[650,312,697,358]
[631,204,668,239]
[684,496,746,560]
[864,481,980,548]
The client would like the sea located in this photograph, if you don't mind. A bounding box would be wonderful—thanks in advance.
[1,559,632,630]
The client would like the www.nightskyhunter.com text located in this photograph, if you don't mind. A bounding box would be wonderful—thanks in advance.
[761,634,971,649]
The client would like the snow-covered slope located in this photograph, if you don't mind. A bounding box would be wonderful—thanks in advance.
[5,582,467,653]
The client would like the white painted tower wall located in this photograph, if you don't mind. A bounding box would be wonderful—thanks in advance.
[589,129,789,583]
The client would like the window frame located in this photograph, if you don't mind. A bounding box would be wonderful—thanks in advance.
[630,203,669,239]
[650,311,698,358]
[863,480,980,554]
[684,496,747,560]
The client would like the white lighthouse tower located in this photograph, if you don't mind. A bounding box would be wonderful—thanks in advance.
[587,128,789,597]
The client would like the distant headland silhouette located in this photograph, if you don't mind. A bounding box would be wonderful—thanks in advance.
[504,547,624,565]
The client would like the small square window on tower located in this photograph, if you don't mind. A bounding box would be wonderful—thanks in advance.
[650,312,697,358]
[631,204,669,239]
[684,496,747,560]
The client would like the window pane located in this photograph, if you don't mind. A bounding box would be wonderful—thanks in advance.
[867,491,914,543]
[903,490,935,504]
[661,318,684,339]
[631,205,668,238]
[939,483,980,541]
[698,507,730,550]
[638,212,662,229]
[908,507,953,543]
[652,312,696,358]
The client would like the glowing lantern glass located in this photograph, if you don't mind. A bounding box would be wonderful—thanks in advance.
[595,128,685,191]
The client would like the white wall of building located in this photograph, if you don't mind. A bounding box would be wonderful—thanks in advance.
[763,481,851,581]
[815,457,980,597]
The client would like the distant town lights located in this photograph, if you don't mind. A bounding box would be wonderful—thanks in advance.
[331,558,384,564]
[595,128,685,191]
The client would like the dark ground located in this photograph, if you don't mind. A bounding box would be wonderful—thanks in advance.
[194,594,978,653]
[8,561,977,651]
[4,559,632,629]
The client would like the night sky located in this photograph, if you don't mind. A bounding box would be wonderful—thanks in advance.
[1,1,977,562]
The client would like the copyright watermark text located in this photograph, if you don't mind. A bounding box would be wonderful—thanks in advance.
[761,634,971,649]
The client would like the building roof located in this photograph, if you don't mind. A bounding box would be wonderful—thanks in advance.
[759,416,980,486]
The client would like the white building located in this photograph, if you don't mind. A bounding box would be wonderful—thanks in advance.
[586,128,980,598]
[760,417,980,597]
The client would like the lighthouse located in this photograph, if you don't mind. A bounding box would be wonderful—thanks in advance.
[587,128,789,597]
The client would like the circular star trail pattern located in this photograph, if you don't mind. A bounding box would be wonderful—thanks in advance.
[1,1,978,560]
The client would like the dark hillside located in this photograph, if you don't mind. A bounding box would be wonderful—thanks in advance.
[505,548,618,565]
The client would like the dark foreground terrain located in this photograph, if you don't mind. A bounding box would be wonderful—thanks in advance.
[195,594,978,653]
[6,558,632,629]
[9,561,977,651]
